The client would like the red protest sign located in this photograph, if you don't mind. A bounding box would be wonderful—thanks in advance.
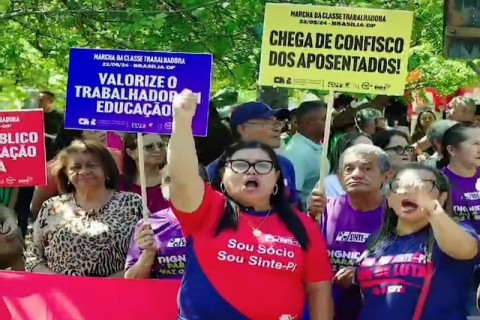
[0,272,181,320]
[0,109,47,187]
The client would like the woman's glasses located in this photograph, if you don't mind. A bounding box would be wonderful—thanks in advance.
[384,145,415,155]
[389,179,439,193]
[144,142,166,152]
[226,159,274,175]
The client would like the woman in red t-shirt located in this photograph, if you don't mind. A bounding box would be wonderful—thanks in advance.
[167,90,334,320]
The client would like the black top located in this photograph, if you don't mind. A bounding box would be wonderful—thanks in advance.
[43,109,64,160]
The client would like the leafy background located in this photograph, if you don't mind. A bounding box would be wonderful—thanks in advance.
[0,0,479,109]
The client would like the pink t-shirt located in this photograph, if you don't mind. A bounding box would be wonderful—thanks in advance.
[107,132,123,151]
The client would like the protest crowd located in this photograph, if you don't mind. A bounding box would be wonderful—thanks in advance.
[2,2,480,320]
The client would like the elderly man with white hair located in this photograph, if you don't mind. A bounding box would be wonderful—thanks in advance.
[307,144,391,320]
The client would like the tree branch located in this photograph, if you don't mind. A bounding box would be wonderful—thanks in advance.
[0,0,222,20]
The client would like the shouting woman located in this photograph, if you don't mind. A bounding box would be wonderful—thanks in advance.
[356,163,479,319]
[167,90,334,320]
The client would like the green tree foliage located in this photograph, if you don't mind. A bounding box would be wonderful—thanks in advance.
[0,0,478,108]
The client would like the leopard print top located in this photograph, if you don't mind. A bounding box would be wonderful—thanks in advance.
[26,191,143,276]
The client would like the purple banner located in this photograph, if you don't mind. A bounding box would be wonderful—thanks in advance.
[64,48,213,136]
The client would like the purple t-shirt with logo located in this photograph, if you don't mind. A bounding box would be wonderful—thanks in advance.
[321,195,384,320]
[442,167,480,232]
[125,208,186,279]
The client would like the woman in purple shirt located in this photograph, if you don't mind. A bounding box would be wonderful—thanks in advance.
[121,133,169,213]
[124,165,208,279]
[437,122,480,316]
[356,163,479,320]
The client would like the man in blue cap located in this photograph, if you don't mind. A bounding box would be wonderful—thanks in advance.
[207,101,300,207]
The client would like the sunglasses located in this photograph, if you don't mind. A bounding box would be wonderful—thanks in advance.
[144,142,166,152]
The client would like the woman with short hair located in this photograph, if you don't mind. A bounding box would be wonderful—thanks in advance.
[27,139,143,277]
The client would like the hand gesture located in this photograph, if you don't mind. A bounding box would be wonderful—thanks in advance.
[415,188,441,216]
[0,217,18,238]
[307,189,326,220]
[135,221,158,255]
[172,89,198,120]
[334,267,355,288]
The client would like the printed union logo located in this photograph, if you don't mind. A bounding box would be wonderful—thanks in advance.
[361,82,372,90]
[5,177,16,185]
[279,315,297,320]
[78,118,97,126]
[166,238,186,248]
[273,76,292,84]
[78,118,89,125]
[335,231,370,243]
[328,81,343,88]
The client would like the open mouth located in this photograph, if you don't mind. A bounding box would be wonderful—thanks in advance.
[401,199,418,212]
[243,177,260,191]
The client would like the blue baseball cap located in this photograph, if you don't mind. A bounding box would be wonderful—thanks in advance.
[230,102,285,131]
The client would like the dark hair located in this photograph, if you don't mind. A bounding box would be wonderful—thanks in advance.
[122,133,166,190]
[411,110,436,143]
[372,129,410,150]
[51,124,84,158]
[329,132,371,173]
[476,105,480,116]
[211,141,310,250]
[367,163,452,263]
[334,94,355,110]
[195,103,235,166]
[296,100,327,124]
[437,122,474,169]
[40,90,55,100]
[54,139,119,193]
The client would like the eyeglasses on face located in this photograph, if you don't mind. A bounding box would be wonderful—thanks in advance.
[389,179,439,193]
[245,119,285,128]
[384,145,415,155]
[225,159,274,175]
[144,142,166,152]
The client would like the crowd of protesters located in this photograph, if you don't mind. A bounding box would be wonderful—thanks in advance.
[0,88,480,319]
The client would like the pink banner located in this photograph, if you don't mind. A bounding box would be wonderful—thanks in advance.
[0,272,180,320]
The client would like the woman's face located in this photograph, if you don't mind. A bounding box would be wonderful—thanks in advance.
[66,152,106,190]
[449,127,480,168]
[383,135,414,169]
[419,112,435,131]
[352,136,373,146]
[82,131,107,145]
[388,169,446,225]
[160,165,171,200]
[127,134,167,166]
[222,148,280,206]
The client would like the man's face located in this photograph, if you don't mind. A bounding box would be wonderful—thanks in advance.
[39,93,52,110]
[307,108,327,138]
[238,116,283,148]
[341,153,385,193]
[446,101,475,123]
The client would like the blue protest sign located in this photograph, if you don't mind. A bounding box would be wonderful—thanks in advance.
[64,48,213,136]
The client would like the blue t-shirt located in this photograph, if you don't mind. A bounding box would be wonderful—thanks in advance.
[356,226,478,320]
[207,154,299,206]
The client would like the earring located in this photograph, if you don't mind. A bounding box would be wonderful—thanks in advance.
[220,182,226,193]
[272,184,278,195]
[106,177,111,182]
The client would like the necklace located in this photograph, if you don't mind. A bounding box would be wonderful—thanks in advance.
[240,209,272,238]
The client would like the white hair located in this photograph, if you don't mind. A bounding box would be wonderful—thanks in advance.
[339,144,391,173]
